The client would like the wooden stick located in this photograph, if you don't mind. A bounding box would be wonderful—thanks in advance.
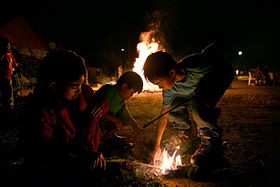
[105,158,160,169]
[143,94,195,129]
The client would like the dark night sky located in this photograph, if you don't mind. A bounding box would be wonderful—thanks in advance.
[1,0,279,69]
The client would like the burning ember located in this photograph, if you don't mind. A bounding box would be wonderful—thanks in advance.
[132,32,161,91]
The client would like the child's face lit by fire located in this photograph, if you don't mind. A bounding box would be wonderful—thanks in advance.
[119,83,136,100]
[63,76,85,100]
[150,70,176,90]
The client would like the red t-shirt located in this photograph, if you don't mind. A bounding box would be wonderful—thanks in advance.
[40,84,108,152]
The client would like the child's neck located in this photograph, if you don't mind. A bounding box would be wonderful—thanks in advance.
[116,85,123,99]
[175,72,186,82]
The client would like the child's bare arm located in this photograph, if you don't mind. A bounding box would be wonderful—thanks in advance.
[103,112,122,130]
[123,107,141,133]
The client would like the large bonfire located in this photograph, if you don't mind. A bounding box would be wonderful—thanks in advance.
[132,32,160,91]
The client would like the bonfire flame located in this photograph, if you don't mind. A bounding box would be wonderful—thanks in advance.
[132,32,160,91]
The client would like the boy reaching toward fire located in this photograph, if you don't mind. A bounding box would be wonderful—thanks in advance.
[95,70,143,153]
[143,42,234,178]
[24,49,108,186]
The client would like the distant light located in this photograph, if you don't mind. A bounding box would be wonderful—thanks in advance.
[121,48,125,52]
[238,51,243,56]
[236,69,239,75]
[48,41,56,49]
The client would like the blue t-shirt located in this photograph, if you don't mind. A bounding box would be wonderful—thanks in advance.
[162,54,214,108]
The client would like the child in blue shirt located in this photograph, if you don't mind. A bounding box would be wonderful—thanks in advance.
[143,43,234,172]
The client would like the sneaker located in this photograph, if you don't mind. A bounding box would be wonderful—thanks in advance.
[190,128,224,167]
[177,129,198,155]
[110,133,127,144]
[102,133,134,151]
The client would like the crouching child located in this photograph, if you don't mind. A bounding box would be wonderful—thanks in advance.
[143,42,234,180]
[23,49,108,186]
[95,71,143,154]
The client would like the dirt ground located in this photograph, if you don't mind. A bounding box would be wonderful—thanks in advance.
[123,79,280,186]
[1,79,280,186]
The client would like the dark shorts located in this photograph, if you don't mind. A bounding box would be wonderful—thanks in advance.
[195,59,234,107]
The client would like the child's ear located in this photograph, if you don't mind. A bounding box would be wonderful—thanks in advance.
[169,69,176,79]
[49,82,56,91]
[122,83,128,90]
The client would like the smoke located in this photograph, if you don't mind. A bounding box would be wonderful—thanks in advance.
[140,10,167,52]
[138,31,164,52]
[141,1,181,53]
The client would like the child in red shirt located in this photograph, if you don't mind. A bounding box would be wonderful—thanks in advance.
[24,49,108,186]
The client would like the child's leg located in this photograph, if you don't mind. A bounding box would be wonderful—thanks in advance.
[193,59,234,133]
[190,98,221,134]
[167,99,198,156]
[115,106,130,127]
[99,119,116,140]
[168,106,190,129]
[189,99,225,167]
[168,96,190,130]
[0,78,13,112]
[190,60,234,167]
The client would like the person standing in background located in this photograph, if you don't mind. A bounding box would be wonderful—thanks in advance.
[0,37,18,115]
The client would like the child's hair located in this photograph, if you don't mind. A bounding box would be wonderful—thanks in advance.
[39,49,87,85]
[143,51,177,82]
[117,71,143,93]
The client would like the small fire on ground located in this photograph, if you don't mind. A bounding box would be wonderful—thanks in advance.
[155,146,183,175]
[132,32,161,91]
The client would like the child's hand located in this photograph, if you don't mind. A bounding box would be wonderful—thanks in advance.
[132,122,141,135]
[152,145,162,166]
[114,118,123,130]
[91,106,103,119]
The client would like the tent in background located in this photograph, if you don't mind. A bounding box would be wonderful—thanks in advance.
[0,16,49,58]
